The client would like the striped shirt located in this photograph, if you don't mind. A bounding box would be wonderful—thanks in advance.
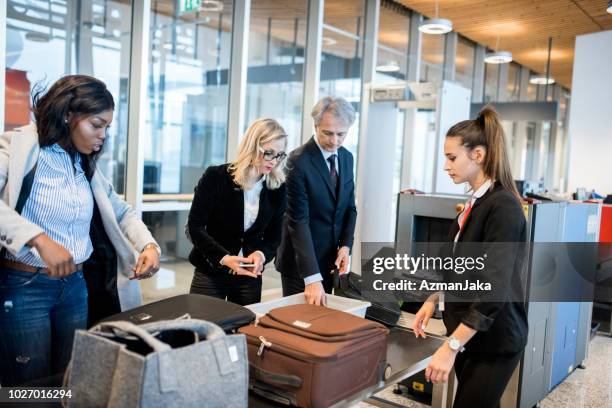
[6,143,94,267]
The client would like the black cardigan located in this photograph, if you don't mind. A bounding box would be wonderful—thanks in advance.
[443,182,528,355]
[187,164,286,275]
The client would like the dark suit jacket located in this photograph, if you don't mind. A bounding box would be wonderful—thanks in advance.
[443,181,529,355]
[187,164,286,275]
[275,137,357,283]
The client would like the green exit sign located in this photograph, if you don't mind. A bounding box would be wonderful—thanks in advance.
[179,0,201,14]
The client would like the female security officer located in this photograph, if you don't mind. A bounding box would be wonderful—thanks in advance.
[412,106,528,408]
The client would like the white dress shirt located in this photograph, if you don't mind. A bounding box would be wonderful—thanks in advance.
[244,176,264,231]
[236,176,266,262]
[313,136,339,176]
[441,179,492,311]
[454,179,492,243]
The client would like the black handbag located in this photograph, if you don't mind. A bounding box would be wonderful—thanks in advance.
[99,294,256,333]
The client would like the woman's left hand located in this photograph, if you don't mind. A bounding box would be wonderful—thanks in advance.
[425,344,457,384]
[131,247,160,280]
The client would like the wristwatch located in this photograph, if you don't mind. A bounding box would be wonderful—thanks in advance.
[447,336,464,352]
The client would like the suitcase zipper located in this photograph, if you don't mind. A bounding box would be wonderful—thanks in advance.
[257,319,380,343]
[257,336,272,356]
[245,331,386,362]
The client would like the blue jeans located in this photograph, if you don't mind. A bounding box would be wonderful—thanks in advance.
[0,267,88,386]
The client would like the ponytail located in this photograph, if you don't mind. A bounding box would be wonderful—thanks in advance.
[446,105,521,203]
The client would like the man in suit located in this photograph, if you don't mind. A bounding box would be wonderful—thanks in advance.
[275,96,357,305]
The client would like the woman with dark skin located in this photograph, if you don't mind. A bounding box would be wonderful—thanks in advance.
[0,75,160,385]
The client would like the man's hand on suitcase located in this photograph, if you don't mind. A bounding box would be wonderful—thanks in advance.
[334,246,350,275]
[305,281,326,306]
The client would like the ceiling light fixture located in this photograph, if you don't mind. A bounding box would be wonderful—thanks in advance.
[419,18,453,35]
[322,36,337,46]
[484,51,513,64]
[485,35,512,64]
[607,0,612,13]
[529,76,555,85]
[376,61,400,73]
[200,0,223,13]
[419,0,453,35]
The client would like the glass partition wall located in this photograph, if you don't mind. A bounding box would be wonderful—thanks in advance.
[4,0,132,193]
[245,0,307,152]
[320,0,366,159]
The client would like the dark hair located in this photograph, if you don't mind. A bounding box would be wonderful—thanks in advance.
[32,75,115,179]
[446,105,521,202]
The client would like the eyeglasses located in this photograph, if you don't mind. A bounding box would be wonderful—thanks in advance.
[260,148,287,162]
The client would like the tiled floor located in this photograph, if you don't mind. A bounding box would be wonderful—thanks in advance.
[539,334,612,408]
[142,261,612,408]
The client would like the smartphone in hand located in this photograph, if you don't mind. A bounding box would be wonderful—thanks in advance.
[239,263,256,268]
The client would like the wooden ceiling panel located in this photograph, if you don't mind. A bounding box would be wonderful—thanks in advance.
[394,0,612,88]
[378,6,410,51]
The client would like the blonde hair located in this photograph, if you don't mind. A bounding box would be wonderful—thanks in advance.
[229,118,287,190]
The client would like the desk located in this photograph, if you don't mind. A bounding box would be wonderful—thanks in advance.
[249,327,454,407]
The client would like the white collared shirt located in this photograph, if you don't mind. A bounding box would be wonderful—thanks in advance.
[439,179,493,311]
[237,176,266,260]
[313,135,339,176]
[244,176,265,232]
[454,179,493,243]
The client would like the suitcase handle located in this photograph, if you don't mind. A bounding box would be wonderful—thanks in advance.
[250,382,297,406]
[249,363,302,388]
[139,319,225,341]
[92,321,172,352]
[332,266,340,292]
[92,319,225,351]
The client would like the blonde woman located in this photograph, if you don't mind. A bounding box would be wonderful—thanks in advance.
[187,118,287,305]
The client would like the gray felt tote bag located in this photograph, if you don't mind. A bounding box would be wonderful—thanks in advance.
[65,319,248,408]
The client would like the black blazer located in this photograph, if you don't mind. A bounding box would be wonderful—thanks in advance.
[443,182,528,355]
[275,137,357,281]
[187,164,286,275]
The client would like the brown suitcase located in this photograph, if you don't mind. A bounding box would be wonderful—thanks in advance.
[239,304,389,407]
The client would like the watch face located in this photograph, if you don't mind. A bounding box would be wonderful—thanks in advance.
[449,337,461,350]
